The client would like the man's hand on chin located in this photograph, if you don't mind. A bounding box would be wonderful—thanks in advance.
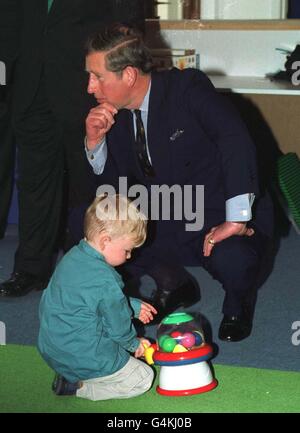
[85,102,118,150]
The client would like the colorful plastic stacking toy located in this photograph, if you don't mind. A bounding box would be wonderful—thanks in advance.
[144,312,218,396]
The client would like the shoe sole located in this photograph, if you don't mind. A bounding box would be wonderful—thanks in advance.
[218,329,251,342]
[0,281,48,297]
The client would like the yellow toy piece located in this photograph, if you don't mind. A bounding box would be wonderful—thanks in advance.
[144,345,155,365]
[172,344,188,353]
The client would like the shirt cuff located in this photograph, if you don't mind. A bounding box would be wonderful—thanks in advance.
[126,338,140,353]
[226,193,255,222]
[84,136,105,160]
[84,136,107,175]
[129,297,142,319]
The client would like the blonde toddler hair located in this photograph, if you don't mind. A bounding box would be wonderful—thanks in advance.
[84,194,147,247]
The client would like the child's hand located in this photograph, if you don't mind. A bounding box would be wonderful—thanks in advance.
[134,338,151,358]
[139,302,157,324]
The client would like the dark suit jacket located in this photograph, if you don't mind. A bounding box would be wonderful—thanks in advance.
[0,0,20,86]
[11,0,144,123]
[102,68,273,244]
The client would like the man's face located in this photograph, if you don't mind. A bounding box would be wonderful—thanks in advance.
[86,51,129,109]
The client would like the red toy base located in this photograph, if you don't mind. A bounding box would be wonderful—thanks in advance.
[156,379,218,397]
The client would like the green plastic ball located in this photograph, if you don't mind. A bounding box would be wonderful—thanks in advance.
[160,336,177,353]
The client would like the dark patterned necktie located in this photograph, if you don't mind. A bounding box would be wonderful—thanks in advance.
[134,109,155,177]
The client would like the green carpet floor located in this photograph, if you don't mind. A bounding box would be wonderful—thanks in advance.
[1,344,299,413]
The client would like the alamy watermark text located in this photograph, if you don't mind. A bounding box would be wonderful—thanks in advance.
[0,321,6,345]
[291,321,300,346]
[96,177,204,231]
[0,61,6,85]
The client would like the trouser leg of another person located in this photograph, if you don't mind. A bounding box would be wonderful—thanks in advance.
[0,76,66,297]
[63,122,99,250]
[76,357,154,401]
[14,78,64,281]
[201,229,267,342]
[0,93,15,239]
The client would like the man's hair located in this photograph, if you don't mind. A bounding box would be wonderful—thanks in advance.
[86,23,153,75]
[84,194,147,247]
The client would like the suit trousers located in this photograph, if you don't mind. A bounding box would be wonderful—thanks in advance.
[121,225,268,317]
[13,73,97,277]
[0,88,15,238]
[199,227,267,316]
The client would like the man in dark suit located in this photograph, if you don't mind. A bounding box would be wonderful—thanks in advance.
[83,24,274,342]
[0,1,145,296]
[0,0,20,238]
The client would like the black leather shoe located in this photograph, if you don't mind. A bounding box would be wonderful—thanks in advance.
[0,271,48,297]
[52,374,81,396]
[218,315,252,342]
[151,280,200,323]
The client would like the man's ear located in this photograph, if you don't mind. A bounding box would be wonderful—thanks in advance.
[123,66,138,87]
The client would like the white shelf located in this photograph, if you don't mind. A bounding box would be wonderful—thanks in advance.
[209,75,300,95]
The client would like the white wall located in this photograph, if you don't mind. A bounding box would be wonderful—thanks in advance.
[157,0,182,20]
[201,0,287,20]
[150,29,300,76]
